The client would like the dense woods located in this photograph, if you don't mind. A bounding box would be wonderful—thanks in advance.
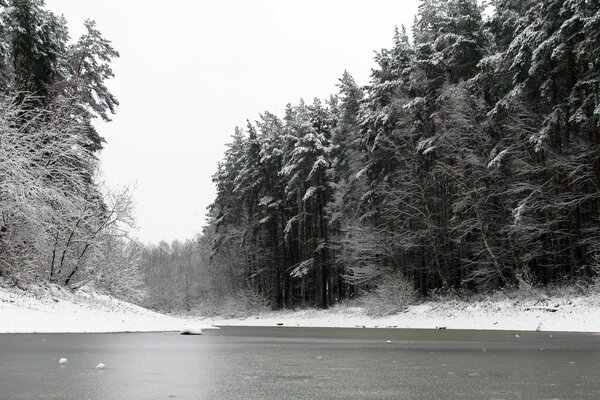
[2,0,599,314]
[0,0,144,300]
[186,0,600,310]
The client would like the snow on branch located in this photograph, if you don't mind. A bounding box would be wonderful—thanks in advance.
[290,258,313,278]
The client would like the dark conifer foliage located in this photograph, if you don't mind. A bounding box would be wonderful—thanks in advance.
[208,0,600,308]
[4,0,66,104]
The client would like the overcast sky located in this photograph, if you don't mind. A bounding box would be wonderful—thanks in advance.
[44,0,420,244]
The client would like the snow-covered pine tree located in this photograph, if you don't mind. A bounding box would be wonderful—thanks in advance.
[61,19,119,151]
[255,111,288,307]
[279,99,334,308]
[327,71,365,300]
[3,0,67,104]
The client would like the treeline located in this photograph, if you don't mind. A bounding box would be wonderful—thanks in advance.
[0,0,144,300]
[141,238,211,312]
[205,0,600,309]
[139,235,270,315]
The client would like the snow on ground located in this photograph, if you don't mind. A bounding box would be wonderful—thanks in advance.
[2,281,600,334]
[185,290,600,334]
[0,283,184,333]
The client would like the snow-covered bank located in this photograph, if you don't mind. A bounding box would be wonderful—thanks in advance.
[185,290,600,334]
[0,284,185,333]
[2,282,600,335]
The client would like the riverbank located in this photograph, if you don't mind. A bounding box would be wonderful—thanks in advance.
[185,288,600,334]
[2,282,600,334]
[0,283,184,333]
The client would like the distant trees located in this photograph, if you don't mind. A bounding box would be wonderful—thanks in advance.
[140,236,219,312]
[203,0,600,310]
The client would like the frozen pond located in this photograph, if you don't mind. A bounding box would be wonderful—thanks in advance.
[1,331,599,399]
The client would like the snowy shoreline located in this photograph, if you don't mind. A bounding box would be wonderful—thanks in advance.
[2,283,600,334]
[0,284,184,334]
[185,290,600,334]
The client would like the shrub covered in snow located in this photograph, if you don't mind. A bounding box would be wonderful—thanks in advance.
[357,271,417,317]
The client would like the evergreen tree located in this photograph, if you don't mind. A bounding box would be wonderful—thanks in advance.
[4,0,67,104]
[62,19,119,151]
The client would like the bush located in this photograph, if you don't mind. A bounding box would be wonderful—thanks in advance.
[358,270,416,317]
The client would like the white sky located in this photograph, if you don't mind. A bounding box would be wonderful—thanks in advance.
[44,0,420,244]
